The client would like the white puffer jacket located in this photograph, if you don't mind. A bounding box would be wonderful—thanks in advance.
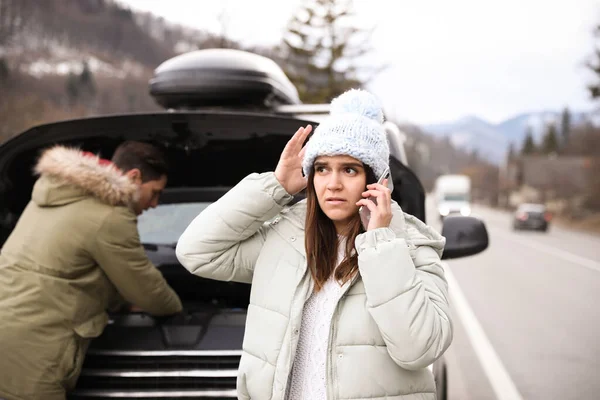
[176,172,453,400]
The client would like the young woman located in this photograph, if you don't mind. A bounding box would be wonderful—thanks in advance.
[176,89,452,400]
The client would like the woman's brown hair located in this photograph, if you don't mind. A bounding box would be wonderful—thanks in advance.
[304,164,377,291]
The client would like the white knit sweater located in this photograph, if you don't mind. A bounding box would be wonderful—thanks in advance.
[287,240,349,400]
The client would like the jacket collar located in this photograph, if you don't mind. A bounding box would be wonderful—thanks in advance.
[34,145,138,207]
[276,199,445,255]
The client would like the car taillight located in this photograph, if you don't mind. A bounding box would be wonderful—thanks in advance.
[544,212,552,222]
[517,212,528,221]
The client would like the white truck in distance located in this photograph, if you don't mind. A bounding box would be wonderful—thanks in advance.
[434,174,472,220]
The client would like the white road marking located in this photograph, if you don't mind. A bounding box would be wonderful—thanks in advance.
[444,263,524,400]
[492,230,600,273]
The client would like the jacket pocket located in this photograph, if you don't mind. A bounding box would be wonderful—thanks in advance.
[73,312,108,338]
[59,334,87,390]
[236,371,251,400]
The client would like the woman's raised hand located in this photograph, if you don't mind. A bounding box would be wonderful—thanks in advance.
[274,125,312,195]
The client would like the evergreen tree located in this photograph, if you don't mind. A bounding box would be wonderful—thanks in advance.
[79,61,96,96]
[507,142,515,161]
[66,72,80,105]
[521,127,536,154]
[587,25,600,100]
[281,0,379,103]
[541,123,559,154]
[560,107,571,147]
[0,58,9,83]
[65,61,96,107]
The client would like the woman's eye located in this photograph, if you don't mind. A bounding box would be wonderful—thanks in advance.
[345,168,357,175]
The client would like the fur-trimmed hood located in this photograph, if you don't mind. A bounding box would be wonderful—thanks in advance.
[32,146,138,207]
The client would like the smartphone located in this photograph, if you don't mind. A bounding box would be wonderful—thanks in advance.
[359,167,393,230]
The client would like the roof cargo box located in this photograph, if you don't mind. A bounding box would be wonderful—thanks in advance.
[149,49,301,110]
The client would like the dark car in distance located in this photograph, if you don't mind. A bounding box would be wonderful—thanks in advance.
[512,203,552,232]
[0,49,490,400]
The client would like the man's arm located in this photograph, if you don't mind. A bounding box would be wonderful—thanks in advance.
[90,207,182,316]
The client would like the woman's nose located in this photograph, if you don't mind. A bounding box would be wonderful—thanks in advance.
[327,173,343,190]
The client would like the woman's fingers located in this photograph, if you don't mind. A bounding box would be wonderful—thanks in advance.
[298,145,307,160]
[366,179,391,193]
[360,178,392,227]
[356,198,377,210]
[362,188,391,201]
[286,125,312,157]
[281,127,304,158]
[297,125,312,156]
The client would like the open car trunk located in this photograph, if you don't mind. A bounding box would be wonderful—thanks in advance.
[0,111,312,238]
[0,112,315,399]
[0,111,426,399]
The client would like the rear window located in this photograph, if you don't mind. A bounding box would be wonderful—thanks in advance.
[138,202,212,245]
[518,205,546,213]
[443,194,469,202]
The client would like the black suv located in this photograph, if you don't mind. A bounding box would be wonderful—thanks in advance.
[0,49,489,400]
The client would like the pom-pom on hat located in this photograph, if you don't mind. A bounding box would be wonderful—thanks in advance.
[301,88,390,178]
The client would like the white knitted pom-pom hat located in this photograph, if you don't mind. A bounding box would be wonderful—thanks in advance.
[301,88,390,178]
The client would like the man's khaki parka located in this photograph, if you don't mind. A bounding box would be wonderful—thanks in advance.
[0,146,182,400]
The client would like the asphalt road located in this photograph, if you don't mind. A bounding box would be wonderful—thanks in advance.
[425,199,600,400]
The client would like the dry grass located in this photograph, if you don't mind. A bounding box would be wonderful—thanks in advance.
[554,213,600,236]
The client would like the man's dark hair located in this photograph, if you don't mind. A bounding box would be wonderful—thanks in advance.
[111,141,168,182]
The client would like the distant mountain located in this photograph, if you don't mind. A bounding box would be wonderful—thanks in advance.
[496,111,589,144]
[0,0,265,140]
[423,115,510,164]
[422,110,591,164]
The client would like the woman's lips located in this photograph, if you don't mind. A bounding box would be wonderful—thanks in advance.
[326,198,346,205]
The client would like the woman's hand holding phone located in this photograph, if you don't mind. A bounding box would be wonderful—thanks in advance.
[357,170,393,231]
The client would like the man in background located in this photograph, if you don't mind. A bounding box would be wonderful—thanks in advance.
[0,141,183,400]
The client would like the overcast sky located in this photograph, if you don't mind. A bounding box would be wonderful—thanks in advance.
[118,0,600,125]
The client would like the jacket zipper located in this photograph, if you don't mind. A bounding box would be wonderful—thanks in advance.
[282,269,313,399]
[326,304,338,400]
[326,273,360,400]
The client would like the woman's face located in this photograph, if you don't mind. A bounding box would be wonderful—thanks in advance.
[312,155,367,232]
